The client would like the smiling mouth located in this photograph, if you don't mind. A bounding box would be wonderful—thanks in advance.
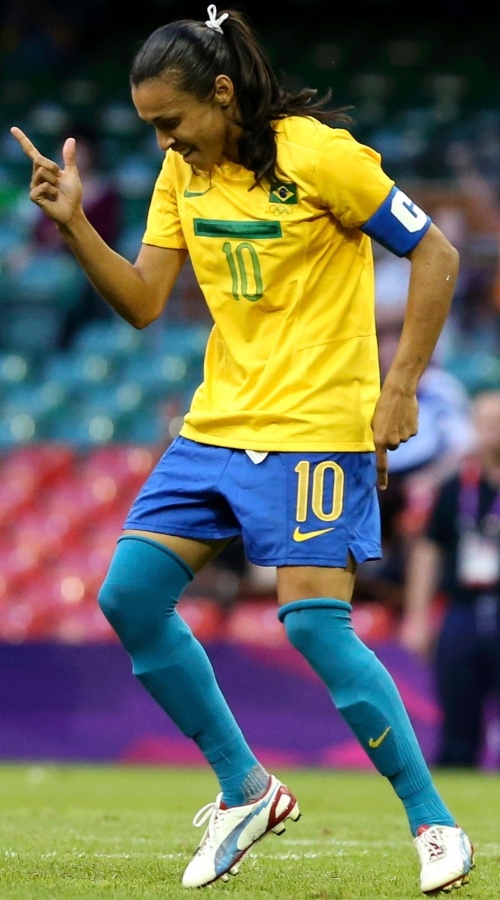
[176,145,195,158]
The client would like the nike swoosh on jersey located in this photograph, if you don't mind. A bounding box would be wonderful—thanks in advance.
[293,526,335,542]
[368,726,392,748]
[183,188,212,197]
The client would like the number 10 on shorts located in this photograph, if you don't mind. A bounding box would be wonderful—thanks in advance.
[294,460,345,523]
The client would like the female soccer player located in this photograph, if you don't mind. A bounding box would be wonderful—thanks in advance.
[11,6,474,893]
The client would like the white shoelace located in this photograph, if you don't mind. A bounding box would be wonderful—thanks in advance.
[419,827,447,862]
[192,794,224,847]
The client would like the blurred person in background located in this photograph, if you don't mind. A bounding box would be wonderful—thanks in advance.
[400,390,500,769]
[11,6,474,894]
[442,140,500,394]
[31,122,122,347]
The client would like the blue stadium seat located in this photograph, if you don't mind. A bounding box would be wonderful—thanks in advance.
[121,352,189,401]
[0,251,86,352]
[41,397,168,447]
[158,322,211,360]
[0,352,35,389]
[0,410,42,449]
[11,251,85,304]
[41,404,119,446]
[72,318,148,359]
[42,349,117,396]
[1,379,68,420]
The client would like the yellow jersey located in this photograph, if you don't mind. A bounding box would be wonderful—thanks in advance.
[143,117,398,451]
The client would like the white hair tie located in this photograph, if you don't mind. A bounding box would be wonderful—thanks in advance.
[205,4,228,34]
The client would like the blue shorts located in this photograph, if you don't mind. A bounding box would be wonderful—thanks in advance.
[124,436,382,567]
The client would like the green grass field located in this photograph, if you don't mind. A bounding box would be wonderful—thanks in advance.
[0,764,498,898]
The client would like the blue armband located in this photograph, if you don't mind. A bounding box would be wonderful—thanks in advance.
[361,185,431,257]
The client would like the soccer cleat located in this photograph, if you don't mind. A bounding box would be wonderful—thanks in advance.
[414,824,475,894]
[181,774,301,888]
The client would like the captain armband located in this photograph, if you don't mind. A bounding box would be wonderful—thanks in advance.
[361,186,431,257]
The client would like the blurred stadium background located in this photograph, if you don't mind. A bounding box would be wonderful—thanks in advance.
[0,1,499,768]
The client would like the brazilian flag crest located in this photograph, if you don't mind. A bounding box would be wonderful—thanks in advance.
[269,181,298,204]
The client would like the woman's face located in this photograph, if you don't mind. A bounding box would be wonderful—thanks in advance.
[132,74,240,171]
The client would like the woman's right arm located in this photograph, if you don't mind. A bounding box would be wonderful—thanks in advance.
[11,127,187,328]
[59,215,187,328]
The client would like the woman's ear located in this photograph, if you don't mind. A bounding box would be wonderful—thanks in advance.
[214,74,234,109]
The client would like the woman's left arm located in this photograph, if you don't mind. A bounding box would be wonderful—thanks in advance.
[372,224,460,489]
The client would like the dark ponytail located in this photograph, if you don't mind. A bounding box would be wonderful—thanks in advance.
[130,8,352,186]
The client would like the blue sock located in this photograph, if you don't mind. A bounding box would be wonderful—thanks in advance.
[279,599,455,835]
[98,536,268,806]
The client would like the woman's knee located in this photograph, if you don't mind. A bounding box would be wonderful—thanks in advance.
[97,562,146,635]
[97,535,191,640]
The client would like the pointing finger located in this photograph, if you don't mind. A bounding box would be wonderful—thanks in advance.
[10,126,42,162]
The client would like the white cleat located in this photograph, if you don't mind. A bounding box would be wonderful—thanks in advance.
[414,824,475,894]
[182,774,301,888]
